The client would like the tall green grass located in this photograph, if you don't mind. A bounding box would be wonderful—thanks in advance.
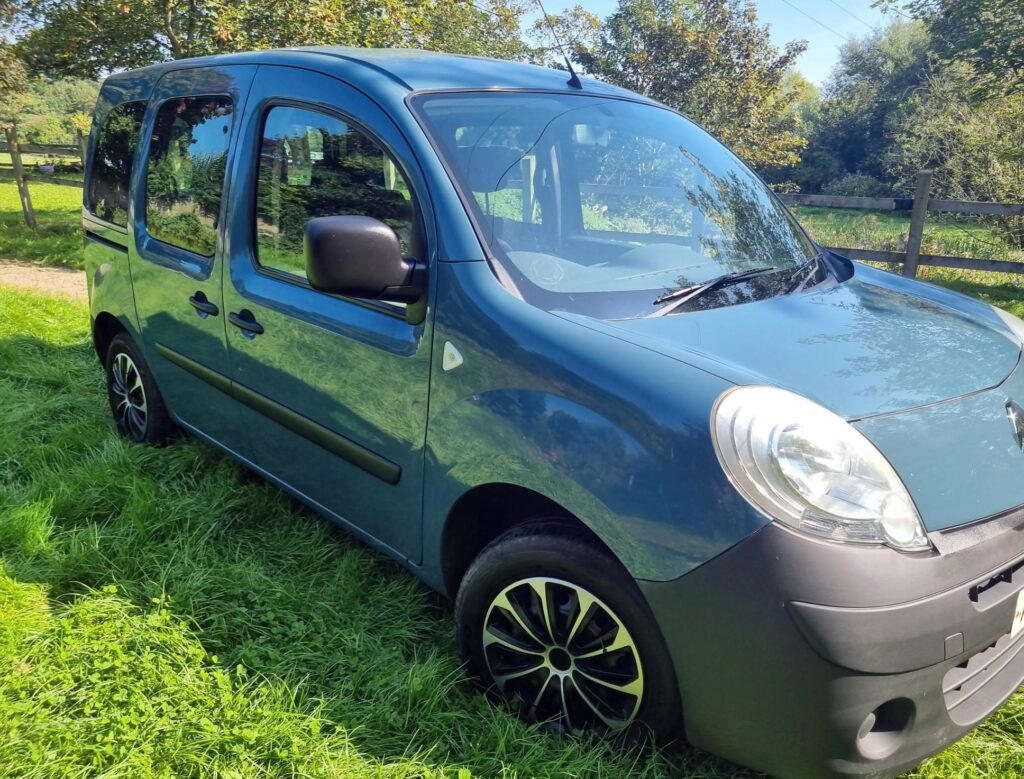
[2,286,1023,778]
[0,287,725,777]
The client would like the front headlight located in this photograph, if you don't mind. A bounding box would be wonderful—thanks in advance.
[711,385,932,552]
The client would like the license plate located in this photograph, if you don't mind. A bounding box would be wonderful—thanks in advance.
[1013,590,1024,639]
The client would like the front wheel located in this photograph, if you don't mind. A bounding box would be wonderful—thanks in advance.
[455,520,682,743]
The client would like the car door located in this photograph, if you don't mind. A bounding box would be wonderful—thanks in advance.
[130,65,256,455]
[220,66,436,561]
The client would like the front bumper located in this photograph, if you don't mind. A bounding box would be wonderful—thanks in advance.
[640,506,1024,779]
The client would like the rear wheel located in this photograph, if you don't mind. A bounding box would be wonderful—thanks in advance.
[105,333,175,445]
[455,521,682,743]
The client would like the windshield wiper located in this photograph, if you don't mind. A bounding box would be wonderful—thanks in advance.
[783,255,825,294]
[647,266,778,318]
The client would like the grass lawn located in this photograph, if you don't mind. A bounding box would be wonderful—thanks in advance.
[0,287,733,778]
[0,180,83,268]
[3,287,1024,776]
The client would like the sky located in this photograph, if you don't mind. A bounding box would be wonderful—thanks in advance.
[541,0,896,86]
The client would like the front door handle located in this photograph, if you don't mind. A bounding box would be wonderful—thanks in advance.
[188,291,219,318]
[228,309,265,338]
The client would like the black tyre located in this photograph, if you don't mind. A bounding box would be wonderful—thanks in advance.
[455,519,683,744]
[105,333,176,445]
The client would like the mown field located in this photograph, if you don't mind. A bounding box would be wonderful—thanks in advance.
[2,180,1024,777]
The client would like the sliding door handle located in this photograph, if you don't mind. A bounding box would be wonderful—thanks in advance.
[228,310,264,338]
[188,292,219,317]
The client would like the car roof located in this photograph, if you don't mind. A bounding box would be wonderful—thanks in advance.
[101,47,652,105]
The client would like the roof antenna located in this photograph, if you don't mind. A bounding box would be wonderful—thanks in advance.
[535,0,583,89]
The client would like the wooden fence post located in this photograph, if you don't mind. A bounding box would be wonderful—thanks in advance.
[903,170,932,278]
[76,129,88,166]
[2,124,36,229]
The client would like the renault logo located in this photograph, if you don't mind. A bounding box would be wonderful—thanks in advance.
[1006,400,1024,450]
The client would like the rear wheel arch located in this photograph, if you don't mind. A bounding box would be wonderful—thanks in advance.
[92,311,131,364]
[439,482,620,598]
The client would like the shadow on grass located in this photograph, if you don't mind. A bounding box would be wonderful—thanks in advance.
[0,327,753,778]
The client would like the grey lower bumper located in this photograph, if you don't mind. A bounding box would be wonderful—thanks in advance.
[640,507,1024,779]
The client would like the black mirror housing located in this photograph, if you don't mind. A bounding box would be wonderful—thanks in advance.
[304,215,424,303]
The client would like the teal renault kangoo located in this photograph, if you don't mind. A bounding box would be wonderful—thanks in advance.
[84,47,1024,779]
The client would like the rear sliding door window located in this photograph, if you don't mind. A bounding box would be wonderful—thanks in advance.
[254,105,413,281]
[145,96,233,257]
[87,101,147,227]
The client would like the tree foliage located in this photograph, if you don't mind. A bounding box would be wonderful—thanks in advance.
[880,0,1024,99]
[0,76,98,142]
[528,4,601,70]
[782,19,929,194]
[0,2,25,99]
[9,0,528,79]
[885,62,1024,243]
[575,0,808,169]
[0,46,26,99]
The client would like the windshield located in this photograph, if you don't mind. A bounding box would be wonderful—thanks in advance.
[413,92,818,318]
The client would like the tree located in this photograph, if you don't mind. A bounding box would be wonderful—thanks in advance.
[528,4,601,70]
[885,62,1024,243]
[0,1,26,99]
[760,70,819,188]
[206,0,528,61]
[879,0,1024,99]
[576,0,809,169]
[0,77,99,143]
[0,47,26,97]
[786,18,929,193]
[9,0,529,79]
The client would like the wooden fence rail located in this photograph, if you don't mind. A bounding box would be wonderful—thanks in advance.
[0,142,80,156]
[0,170,84,189]
[779,172,1024,277]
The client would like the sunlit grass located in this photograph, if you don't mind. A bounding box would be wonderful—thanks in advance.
[2,280,1024,778]
[0,286,733,778]
[0,180,83,268]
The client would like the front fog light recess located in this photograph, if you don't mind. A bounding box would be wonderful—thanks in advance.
[712,385,932,552]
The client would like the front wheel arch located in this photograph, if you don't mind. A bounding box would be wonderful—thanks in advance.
[439,483,620,599]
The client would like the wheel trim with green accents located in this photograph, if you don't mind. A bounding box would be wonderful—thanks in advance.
[110,351,148,439]
[482,576,644,734]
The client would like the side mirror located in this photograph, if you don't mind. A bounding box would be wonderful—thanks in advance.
[304,215,424,304]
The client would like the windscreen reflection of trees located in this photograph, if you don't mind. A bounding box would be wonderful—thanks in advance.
[146,98,232,257]
[90,101,146,227]
[575,127,811,273]
[255,120,413,280]
[679,149,812,272]
[575,131,700,237]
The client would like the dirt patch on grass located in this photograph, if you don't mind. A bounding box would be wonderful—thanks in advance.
[0,261,86,300]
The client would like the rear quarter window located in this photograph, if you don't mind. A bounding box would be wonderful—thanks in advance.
[87,100,147,227]
[145,96,233,257]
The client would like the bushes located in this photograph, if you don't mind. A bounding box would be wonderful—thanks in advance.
[821,174,893,199]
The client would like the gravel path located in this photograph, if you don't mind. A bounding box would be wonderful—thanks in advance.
[0,261,87,300]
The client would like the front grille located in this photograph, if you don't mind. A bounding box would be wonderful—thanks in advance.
[943,630,1024,726]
